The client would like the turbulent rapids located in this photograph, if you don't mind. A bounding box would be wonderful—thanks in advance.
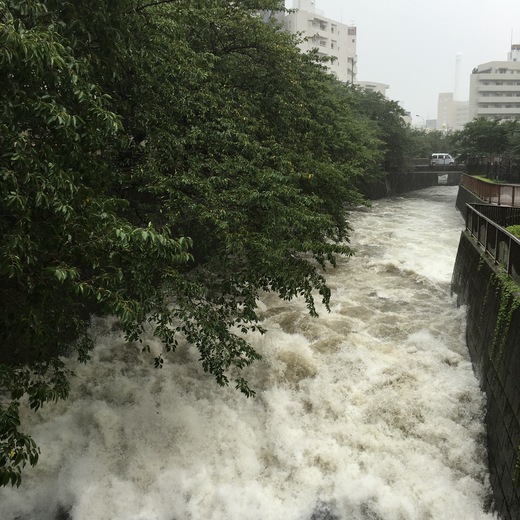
[1,186,496,520]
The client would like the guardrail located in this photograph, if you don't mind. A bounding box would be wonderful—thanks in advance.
[461,173,520,207]
[466,203,520,285]
[411,158,462,172]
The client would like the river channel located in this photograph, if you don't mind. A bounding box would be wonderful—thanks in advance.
[1,186,496,520]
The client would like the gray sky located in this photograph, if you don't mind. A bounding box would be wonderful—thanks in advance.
[288,0,520,125]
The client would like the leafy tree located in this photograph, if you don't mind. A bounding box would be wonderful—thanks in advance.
[0,0,191,486]
[345,87,413,173]
[408,128,453,159]
[102,0,382,387]
[503,120,520,156]
[450,118,512,158]
[1,0,388,485]
[450,118,520,178]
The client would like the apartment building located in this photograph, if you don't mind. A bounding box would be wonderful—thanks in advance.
[282,0,357,84]
[468,44,520,121]
[356,81,389,96]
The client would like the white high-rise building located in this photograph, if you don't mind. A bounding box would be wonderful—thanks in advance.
[281,0,357,84]
[468,45,520,121]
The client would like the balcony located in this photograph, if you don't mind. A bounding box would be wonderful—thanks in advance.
[477,96,520,103]
[478,84,520,92]
[476,72,520,81]
[476,106,520,115]
[311,18,328,32]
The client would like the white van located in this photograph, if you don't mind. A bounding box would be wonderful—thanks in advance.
[430,153,455,167]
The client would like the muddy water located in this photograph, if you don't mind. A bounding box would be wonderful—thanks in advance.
[1,186,495,520]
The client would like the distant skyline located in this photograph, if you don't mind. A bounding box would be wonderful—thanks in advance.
[286,0,520,125]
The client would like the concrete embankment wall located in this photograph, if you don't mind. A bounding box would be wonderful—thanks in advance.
[363,171,462,200]
[362,171,439,199]
[386,171,439,194]
[451,232,520,519]
[455,184,484,220]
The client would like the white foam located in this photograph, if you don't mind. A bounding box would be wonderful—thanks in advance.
[0,187,496,519]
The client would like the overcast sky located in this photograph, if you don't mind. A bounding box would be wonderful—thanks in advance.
[288,0,520,125]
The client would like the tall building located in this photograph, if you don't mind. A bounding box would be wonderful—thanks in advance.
[281,0,357,84]
[434,54,469,131]
[437,92,468,131]
[468,45,520,121]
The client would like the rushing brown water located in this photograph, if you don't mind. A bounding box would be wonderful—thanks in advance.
[1,186,496,520]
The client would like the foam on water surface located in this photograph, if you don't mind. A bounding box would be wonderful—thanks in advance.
[1,187,497,520]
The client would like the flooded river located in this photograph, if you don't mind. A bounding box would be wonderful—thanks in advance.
[1,186,495,520]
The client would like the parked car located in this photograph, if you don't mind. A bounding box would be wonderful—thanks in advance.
[430,153,455,167]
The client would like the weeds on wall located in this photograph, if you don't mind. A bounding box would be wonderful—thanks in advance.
[487,270,520,491]
[477,257,493,325]
[489,272,520,363]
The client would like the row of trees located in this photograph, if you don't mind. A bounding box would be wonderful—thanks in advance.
[450,118,520,158]
[398,118,520,165]
[424,118,520,179]
[1,0,417,485]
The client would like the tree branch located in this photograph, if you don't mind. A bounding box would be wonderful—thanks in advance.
[135,0,177,12]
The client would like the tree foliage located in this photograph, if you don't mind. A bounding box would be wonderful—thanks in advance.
[345,87,412,173]
[408,128,453,159]
[450,118,520,158]
[1,0,401,484]
[1,0,191,484]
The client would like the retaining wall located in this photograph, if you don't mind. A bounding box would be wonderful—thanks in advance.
[455,185,484,220]
[362,171,439,199]
[451,232,520,519]
[386,171,439,194]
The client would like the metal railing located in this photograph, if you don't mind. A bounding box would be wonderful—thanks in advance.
[411,158,462,172]
[465,154,520,181]
[461,174,520,207]
[466,203,520,285]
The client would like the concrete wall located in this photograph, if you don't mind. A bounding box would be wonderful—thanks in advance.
[451,232,520,519]
[386,171,439,194]
[362,171,439,200]
[455,184,483,220]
